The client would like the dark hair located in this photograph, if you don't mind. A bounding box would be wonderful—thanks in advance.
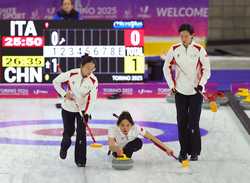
[80,53,96,67]
[117,111,134,126]
[178,23,194,35]
[61,0,74,5]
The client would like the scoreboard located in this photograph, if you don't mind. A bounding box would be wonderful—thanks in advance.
[0,20,144,83]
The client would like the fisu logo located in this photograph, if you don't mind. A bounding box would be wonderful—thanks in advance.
[140,6,149,14]
[138,6,150,18]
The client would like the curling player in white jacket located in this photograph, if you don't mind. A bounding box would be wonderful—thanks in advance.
[163,24,211,162]
[53,53,98,167]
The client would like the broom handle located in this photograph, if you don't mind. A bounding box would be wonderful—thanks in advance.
[75,100,97,143]
[84,117,97,143]
[113,113,119,118]
[198,90,209,101]
[152,141,177,160]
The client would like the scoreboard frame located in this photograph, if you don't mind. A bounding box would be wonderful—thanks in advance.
[0,20,145,83]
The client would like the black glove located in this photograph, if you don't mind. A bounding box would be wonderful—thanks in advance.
[194,85,203,93]
[83,114,91,122]
[171,88,177,95]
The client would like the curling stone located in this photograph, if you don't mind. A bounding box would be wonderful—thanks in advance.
[112,154,134,170]
[235,90,249,100]
[216,92,229,105]
[202,101,219,112]
[238,88,248,92]
[166,94,175,103]
[181,160,189,168]
[239,96,250,110]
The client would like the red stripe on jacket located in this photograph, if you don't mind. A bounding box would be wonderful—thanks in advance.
[193,44,201,51]
[196,59,204,84]
[169,58,176,87]
[173,44,181,51]
[90,77,96,85]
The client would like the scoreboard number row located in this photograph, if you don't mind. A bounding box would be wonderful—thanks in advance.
[43,46,126,58]
[50,30,144,47]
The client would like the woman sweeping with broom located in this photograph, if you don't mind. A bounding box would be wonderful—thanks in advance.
[53,54,98,167]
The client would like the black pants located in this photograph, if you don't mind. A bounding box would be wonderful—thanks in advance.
[61,109,86,164]
[175,92,203,156]
[112,138,143,158]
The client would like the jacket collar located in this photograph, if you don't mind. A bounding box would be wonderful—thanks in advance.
[182,40,195,48]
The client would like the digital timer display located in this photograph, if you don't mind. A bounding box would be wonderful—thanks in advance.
[2,36,44,48]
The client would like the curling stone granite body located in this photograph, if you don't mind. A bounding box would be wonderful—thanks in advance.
[239,101,250,110]
[112,158,134,170]
[234,92,249,100]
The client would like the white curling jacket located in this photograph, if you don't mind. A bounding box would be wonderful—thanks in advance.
[53,68,98,114]
[163,41,211,95]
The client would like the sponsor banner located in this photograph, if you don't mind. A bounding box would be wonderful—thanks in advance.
[0,0,208,37]
[0,84,58,98]
[98,82,168,98]
[0,82,219,98]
